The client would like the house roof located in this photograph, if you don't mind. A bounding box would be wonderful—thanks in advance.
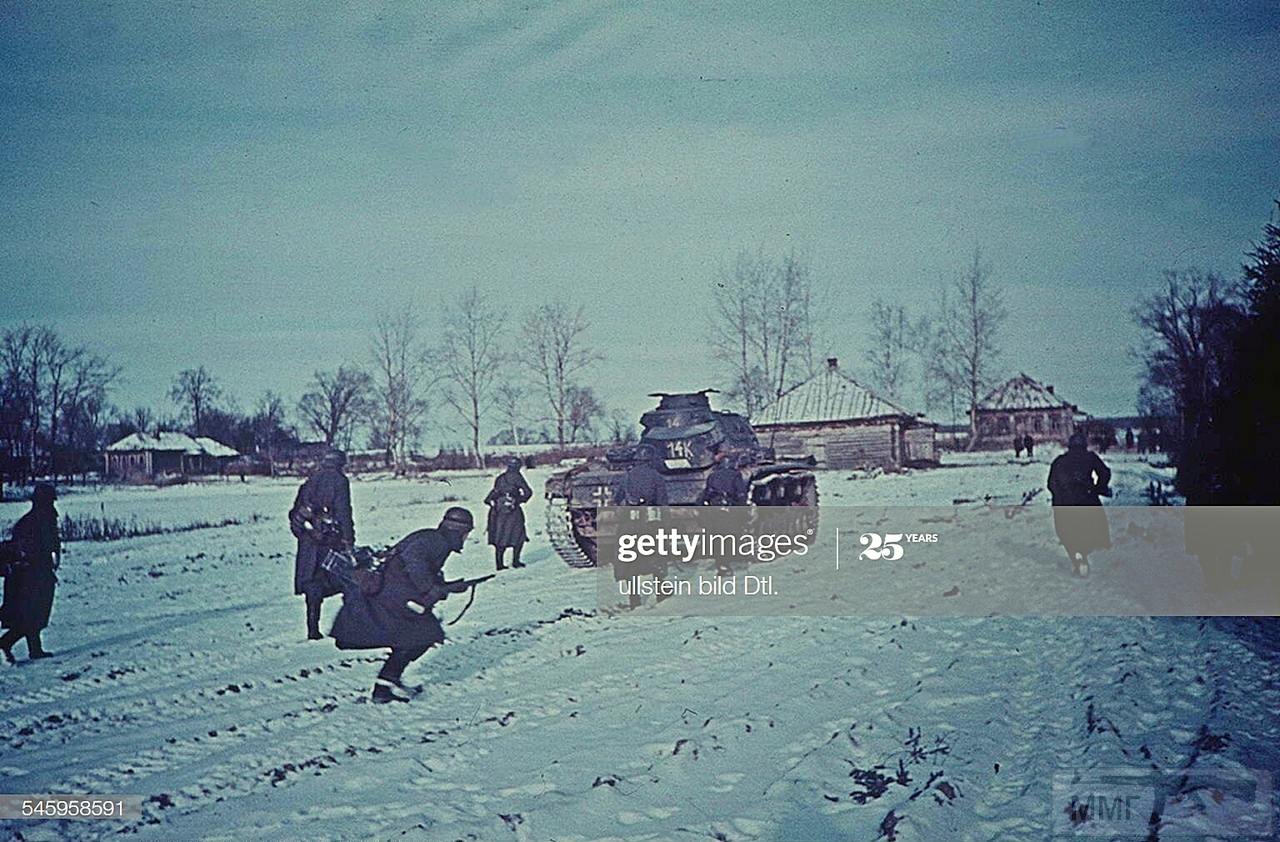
[978,373,1075,411]
[753,360,924,426]
[106,432,239,457]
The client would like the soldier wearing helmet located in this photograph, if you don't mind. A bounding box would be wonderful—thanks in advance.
[288,448,354,640]
[612,443,669,505]
[330,506,477,703]
[484,456,533,570]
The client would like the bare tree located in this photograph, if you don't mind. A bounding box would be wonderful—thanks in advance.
[369,308,433,472]
[606,407,637,444]
[298,366,371,448]
[521,301,600,448]
[931,249,1006,449]
[439,287,505,467]
[252,391,294,475]
[1,325,118,479]
[493,381,526,447]
[566,385,604,443]
[1132,269,1242,479]
[710,249,823,416]
[170,367,221,436]
[863,300,914,401]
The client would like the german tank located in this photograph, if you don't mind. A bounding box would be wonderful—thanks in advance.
[544,390,818,567]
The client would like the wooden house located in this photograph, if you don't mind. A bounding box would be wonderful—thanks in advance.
[973,373,1079,449]
[104,432,239,481]
[752,358,938,470]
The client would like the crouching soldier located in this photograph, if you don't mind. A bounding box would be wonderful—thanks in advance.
[699,450,749,506]
[330,507,478,704]
[289,449,354,640]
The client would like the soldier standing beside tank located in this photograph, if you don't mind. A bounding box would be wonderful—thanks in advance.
[700,450,749,505]
[485,457,532,571]
[289,449,354,640]
[613,443,669,506]
[329,507,477,703]
[1047,430,1112,577]
[1,483,60,663]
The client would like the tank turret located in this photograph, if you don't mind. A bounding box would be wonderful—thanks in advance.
[545,390,817,567]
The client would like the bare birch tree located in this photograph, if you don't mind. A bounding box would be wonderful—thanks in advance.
[369,308,433,473]
[493,381,526,446]
[710,249,823,416]
[931,248,1006,449]
[298,366,372,448]
[521,301,600,448]
[863,300,914,401]
[439,286,505,467]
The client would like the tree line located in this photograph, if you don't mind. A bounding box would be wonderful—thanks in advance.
[1131,201,1280,504]
[709,246,1006,449]
[1,290,608,484]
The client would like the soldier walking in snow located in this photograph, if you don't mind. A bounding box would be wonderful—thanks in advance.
[0,483,60,663]
[1023,434,1034,458]
[485,457,532,570]
[1047,431,1112,577]
[329,507,483,703]
[289,449,354,640]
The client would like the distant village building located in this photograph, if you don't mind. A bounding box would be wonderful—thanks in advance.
[752,358,938,470]
[973,373,1079,449]
[104,432,240,481]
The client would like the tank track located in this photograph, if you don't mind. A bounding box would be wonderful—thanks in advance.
[546,472,819,569]
[545,496,596,568]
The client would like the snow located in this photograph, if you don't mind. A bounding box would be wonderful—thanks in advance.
[2,451,1277,841]
[104,432,239,457]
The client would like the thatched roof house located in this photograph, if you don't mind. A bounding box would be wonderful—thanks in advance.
[973,373,1079,449]
[104,432,239,481]
[752,358,937,469]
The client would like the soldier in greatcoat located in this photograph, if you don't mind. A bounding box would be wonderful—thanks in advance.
[1,483,60,663]
[289,449,354,640]
[485,457,533,570]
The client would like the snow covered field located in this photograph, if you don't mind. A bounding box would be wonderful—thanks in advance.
[2,452,1278,841]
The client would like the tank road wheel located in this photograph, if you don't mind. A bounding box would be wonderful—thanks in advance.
[546,497,598,568]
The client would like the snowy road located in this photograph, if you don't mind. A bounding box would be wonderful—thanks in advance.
[2,455,1278,841]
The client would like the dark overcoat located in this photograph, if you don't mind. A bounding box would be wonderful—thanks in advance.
[329,528,459,651]
[700,464,749,505]
[485,469,532,549]
[290,467,354,595]
[1047,448,1112,554]
[1,503,60,633]
[613,464,670,505]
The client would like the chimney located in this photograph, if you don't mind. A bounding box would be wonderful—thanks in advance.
[1047,385,1055,394]
[826,357,838,370]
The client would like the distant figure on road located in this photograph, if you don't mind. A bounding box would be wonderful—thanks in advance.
[330,507,476,703]
[1014,436,1024,458]
[485,457,532,570]
[1,483,60,663]
[1023,434,1034,458]
[1047,431,1112,577]
[700,450,749,505]
[1125,428,1135,450]
[613,444,669,506]
[289,449,354,640]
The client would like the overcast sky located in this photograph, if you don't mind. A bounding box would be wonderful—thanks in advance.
[2,2,1277,444]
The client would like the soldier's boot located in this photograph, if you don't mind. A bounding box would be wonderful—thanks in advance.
[510,547,525,569]
[390,677,424,697]
[495,548,507,571]
[305,595,324,641]
[26,632,52,659]
[0,632,17,665]
[371,679,411,704]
